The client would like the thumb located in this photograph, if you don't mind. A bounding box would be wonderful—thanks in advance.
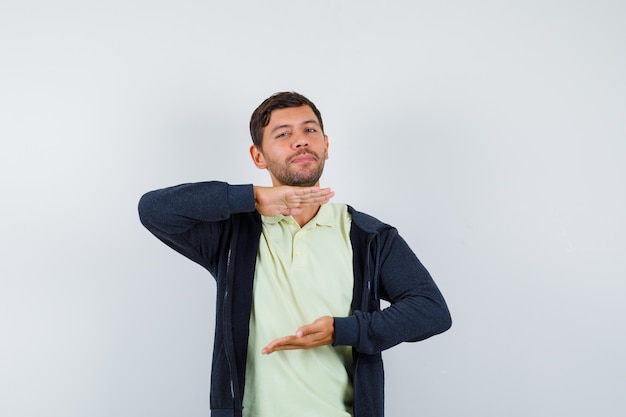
[296,318,323,337]
[283,207,303,216]
[296,323,315,337]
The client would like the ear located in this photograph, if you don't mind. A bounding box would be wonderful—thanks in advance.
[324,134,329,160]
[250,145,267,169]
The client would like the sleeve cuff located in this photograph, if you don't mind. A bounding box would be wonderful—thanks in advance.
[228,184,256,213]
[332,316,359,347]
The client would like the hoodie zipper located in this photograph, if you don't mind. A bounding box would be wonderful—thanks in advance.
[353,232,381,417]
[362,233,381,309]
[223,248,235,398]
[223,242,241,411]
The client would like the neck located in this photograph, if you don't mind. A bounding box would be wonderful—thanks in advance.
[292,204,321,227]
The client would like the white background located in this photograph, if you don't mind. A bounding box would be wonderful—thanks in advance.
[1,1,625,416]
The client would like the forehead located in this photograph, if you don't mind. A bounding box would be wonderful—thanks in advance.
[267,105,319,127]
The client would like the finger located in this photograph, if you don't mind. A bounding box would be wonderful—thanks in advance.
[291,191,335,206]
[292,186,323,195]
[262,336,300,354]
[292,187,333,199]
[263,340,314,354]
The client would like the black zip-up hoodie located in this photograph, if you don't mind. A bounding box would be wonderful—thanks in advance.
[139,181,451,417]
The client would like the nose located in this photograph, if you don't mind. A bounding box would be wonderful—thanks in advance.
[292,132,309,148]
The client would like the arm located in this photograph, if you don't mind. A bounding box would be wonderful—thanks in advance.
[138,181,255,272]
[333,230,452,354]
[138,181,335,272]
[260,230,451,355]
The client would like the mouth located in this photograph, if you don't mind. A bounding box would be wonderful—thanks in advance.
[289,152,317,164]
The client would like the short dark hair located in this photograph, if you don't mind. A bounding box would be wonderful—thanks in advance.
[249,92,324,149]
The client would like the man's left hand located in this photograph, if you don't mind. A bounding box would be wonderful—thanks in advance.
[261,316,334,355]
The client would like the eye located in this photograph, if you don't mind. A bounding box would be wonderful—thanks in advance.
[275,131,290,139]
[306,128,316,133]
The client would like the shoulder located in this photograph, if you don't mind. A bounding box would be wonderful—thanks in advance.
[346,205,396,235]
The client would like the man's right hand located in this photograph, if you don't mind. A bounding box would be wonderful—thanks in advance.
[253,186,334,217]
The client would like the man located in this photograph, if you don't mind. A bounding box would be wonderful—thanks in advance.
[138,92,451,417]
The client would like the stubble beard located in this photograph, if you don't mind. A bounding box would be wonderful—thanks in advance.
[270,151,326,187]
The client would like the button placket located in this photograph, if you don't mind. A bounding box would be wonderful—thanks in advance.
[293,229,306,265]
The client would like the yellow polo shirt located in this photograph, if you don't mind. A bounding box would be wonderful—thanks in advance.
[242,203,354,417]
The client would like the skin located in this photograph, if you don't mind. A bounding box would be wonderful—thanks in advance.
[249,105,337,355]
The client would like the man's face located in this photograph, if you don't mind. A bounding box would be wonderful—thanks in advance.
[250,105,329,187]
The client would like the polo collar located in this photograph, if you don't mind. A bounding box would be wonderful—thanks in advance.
[261,203,335,227]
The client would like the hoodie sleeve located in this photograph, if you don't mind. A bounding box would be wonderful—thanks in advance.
[138,181,255,273]
[333,229,452,354]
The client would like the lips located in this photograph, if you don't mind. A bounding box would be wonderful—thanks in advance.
[289,152,317,164]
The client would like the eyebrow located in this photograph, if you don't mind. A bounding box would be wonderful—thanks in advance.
[270,120,320,135]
